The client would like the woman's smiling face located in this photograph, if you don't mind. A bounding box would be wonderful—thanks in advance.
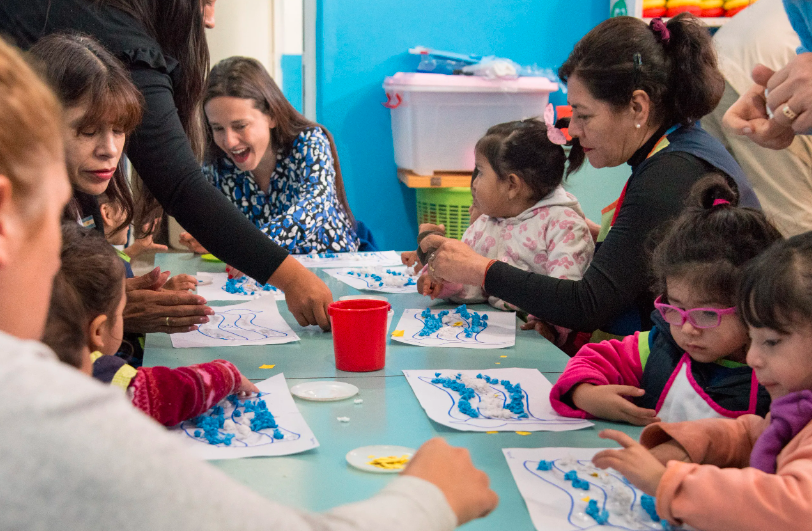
[205,96,276,173]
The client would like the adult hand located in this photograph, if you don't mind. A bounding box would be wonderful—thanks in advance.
[402,438,498,525]
[724,81,795,150]
[763,55,812,134]
[592,430,666,496]
[126,266,171,291]
[419,235,491,286]
[178,231,209,254]
[163,274,197,292]
[571,383,661,426]
[268,256,333,330]
[123,288,213,334]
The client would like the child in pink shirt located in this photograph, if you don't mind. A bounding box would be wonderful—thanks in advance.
[550,176,777,425]
[418,109,594,349]
[592,231,812,531]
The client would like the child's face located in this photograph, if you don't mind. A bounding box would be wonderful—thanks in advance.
[63,104,125,196]
[664,277,749,364]
[747,322,812,400]
[98,282,127,356]
[472,153,513,218]
[205,96,276,176]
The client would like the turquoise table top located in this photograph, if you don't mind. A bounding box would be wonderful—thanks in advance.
[143,253,640,530]
[145,253,572,378]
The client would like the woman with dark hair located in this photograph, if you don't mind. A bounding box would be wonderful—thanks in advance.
[421,15,759,342]
[0,0,335,330]
[178,56,360,255]
[29,32,206,341]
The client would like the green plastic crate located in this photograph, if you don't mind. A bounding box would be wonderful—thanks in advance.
[416,187,473,240]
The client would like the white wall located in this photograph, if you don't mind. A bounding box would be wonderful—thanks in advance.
[206,0,274,72]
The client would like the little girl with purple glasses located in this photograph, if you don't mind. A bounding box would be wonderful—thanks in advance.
[549,175,778,425]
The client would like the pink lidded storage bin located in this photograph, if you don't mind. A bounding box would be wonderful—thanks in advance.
[383,73,558,176]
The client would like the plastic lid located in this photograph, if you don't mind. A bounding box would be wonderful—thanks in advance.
[383,72,558,93]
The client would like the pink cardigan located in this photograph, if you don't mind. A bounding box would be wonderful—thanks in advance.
[641,415,812,530]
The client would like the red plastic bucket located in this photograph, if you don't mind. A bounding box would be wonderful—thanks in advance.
[328,299,391,372]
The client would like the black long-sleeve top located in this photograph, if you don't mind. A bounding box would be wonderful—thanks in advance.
[484,127,726,333]
[0,0,288,283]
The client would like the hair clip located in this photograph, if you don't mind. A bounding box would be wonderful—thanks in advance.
[544,103,567,145]
[712,198,731,207]
[649,17,671,45]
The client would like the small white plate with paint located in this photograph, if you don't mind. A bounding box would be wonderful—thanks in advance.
[196,272,213,286]
[346,445,416,474]
[290,381,359,401]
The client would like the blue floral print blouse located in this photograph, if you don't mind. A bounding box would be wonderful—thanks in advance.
[203,127,359,254]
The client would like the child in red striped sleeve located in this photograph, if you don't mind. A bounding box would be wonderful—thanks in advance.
[43,223,258,426]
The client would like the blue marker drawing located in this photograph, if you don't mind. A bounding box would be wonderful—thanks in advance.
[196,309,289,342]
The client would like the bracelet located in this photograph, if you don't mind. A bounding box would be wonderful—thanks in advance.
[482,259,498,290]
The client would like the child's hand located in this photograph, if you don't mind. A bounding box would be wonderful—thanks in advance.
[237,374,260,397]
[592,429,667,496]
[179,232,208,254]
[401,250,422,271]
[571,383,661,426]
[521,318,557,343]
[417,273,443,299]
[163,274,197,292]
[123,232,168,259]
[225,265,245,279]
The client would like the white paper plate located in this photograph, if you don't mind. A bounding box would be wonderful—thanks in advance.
[346,445,415,474]
[289,381,359,401]
[196,272,213,286]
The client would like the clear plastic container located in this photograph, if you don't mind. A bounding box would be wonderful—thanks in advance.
[383,73,558,176]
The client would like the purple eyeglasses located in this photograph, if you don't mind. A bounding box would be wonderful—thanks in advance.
[654,296,736,329]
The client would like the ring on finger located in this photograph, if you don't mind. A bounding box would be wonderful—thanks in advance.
[783,104,798,121]
[165,316,170,327]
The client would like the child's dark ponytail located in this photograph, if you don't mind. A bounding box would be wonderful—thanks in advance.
[652,175,782,306]
[556,117,585,178]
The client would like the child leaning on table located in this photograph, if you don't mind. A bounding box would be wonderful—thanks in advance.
[417,110,594,349]
[42,223,259,426]
[592,231,812,531]
[550,176,777,425]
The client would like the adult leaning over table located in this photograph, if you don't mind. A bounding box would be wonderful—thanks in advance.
[0,0,334,331]
[421,15,760,341]
[0,35,497,531]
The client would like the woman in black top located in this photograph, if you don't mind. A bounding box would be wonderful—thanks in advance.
[420,15,759,339]
[0,0,334,329]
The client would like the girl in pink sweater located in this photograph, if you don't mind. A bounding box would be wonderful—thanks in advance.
[592,231,812,531]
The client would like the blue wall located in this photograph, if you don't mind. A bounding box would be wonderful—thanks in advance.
[281,54,303,113]
[316,1,611,251]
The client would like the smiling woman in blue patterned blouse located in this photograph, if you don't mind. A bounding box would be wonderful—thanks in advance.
[179,56,359,255]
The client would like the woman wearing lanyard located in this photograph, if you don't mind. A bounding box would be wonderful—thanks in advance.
[0,0,334,330]
[421,15,759,341]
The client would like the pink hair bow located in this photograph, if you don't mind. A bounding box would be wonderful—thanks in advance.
[544,103,567,145]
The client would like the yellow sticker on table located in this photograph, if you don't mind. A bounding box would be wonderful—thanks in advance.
[515,431,532,436]
[200,253,223,263]
[391,330,404,337]
[367,455,410,470]
[259,364,276,369]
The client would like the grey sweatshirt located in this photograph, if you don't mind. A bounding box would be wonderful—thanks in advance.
[0,331,457,531]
